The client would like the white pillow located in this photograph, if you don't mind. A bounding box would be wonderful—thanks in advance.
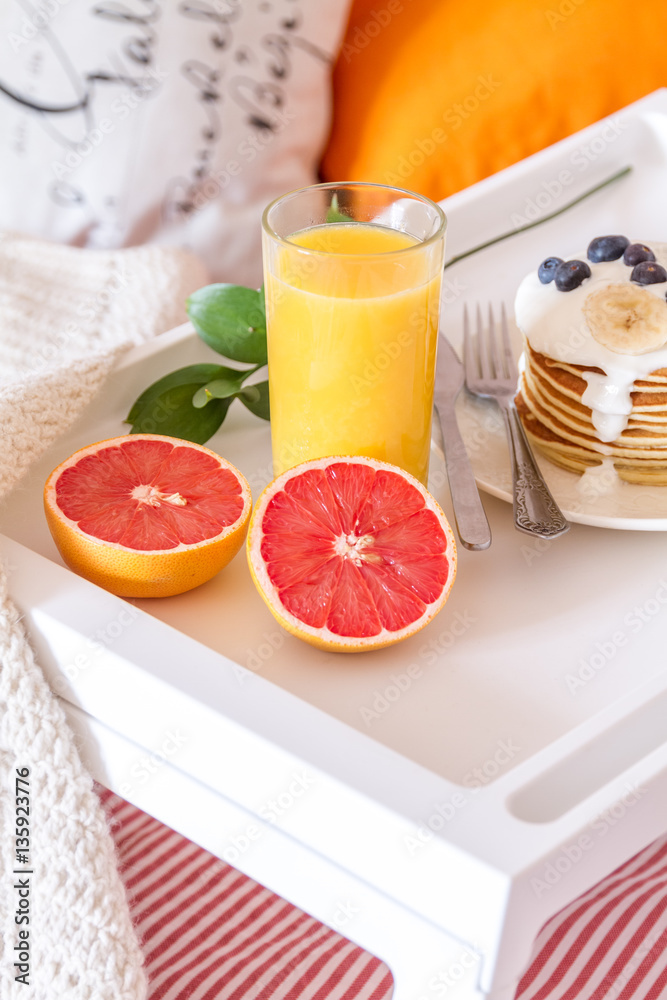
[0,0,351,286]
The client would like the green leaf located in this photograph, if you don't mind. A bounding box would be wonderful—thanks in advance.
[237,380,270,421]
[192,366,254,409]
[325,193,350,224]
[125,364,232,444]
[187,283,267,364]
[127,365,225,422]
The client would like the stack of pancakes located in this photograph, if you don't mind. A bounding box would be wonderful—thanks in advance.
[516,346,667,484]
[514,243,667,485]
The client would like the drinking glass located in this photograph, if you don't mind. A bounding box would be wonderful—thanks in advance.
[261,182,446,485]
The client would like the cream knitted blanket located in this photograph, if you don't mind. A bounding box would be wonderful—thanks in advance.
[0,233,208,999]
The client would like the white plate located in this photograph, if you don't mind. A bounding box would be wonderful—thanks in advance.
[455,392,667,530]
[437,88,667,530]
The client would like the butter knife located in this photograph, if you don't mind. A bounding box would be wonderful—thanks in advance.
[433,333,492,550]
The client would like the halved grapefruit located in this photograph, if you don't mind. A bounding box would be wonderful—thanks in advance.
[44,434,251,598]
[247,457,457,652]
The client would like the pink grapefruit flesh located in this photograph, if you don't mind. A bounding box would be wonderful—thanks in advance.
[247,457,457,651]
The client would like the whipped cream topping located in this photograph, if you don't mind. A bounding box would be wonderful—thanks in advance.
[515,243,667,442]
[580,370,634,441]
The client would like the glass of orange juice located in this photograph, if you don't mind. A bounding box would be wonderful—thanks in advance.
[261,182,446,485]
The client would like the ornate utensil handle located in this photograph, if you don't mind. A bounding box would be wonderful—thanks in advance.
[499,401,569,538]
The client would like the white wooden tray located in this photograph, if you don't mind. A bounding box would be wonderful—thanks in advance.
[4,89,667,1000]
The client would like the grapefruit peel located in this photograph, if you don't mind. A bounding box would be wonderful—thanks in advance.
[247,457,457,652]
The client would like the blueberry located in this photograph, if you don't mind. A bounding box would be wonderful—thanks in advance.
[623,243,656,266]
[587,235,629,263]
[538,256,563,284]
[630,261,667,284]
[554,259,592,291]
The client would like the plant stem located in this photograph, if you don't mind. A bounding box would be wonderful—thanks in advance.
[444,166,632,269]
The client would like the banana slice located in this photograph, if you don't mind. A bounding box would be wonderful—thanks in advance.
[583,283,667,355]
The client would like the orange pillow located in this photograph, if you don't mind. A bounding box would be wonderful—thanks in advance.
[321,0,667,201]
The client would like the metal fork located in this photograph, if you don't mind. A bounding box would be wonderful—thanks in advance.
[464,304,569,539]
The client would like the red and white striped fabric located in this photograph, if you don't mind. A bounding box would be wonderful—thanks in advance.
[97,785,667,1000]
[516,836,667,1000]
[96,785,394,1000]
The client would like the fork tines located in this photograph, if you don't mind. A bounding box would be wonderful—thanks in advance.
[463,303,516,394]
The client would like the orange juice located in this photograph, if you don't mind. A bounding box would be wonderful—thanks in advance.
[264,222,443,484]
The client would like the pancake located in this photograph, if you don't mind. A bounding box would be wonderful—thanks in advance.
[514,240,667,484]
